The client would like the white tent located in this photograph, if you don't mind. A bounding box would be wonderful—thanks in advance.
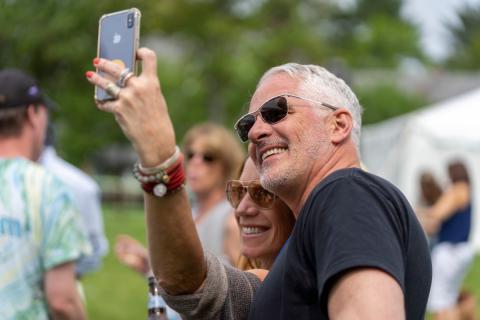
[361,87,480,251]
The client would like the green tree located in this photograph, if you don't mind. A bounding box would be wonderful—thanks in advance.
[0,0,424,167]
[445,5,480,69]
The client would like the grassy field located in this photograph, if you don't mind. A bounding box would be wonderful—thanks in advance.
[83,205,149,319]
[83,205,480,319]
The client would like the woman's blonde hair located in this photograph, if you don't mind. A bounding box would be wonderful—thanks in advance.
[183,122,245,183]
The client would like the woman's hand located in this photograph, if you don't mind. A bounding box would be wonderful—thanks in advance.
[86,48,176,167]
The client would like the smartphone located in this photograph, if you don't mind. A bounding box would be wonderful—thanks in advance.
[95,8,141,101]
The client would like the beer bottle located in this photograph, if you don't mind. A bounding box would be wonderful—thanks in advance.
[147,276,168,320]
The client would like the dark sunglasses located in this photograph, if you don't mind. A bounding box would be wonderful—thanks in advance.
[226,180,276,209]
[234,93,337,142]
[185,150,217,163]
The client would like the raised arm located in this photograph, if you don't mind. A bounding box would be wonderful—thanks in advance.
[86,48,205,294]
[424,182,469,235]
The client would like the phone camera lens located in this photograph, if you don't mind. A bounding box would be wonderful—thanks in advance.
[127,13,134,28]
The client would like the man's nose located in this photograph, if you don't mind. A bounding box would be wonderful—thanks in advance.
[248,114,272,143]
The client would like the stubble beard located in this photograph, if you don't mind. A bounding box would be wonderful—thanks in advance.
[258,147,305,195]
[259,127,330,194]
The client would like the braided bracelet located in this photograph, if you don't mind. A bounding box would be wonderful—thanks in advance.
[133,153,185,197]
[138,146,181,174]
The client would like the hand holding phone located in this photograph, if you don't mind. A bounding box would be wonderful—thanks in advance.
[95,8,141,101]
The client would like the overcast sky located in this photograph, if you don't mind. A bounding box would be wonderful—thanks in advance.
[402,0,480,61]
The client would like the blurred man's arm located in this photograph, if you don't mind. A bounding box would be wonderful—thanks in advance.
[424,182,469,234]
[429,182,469,221]
[44,262,86,320]
[328,268,405,320]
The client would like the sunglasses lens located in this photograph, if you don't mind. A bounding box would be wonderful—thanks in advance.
[186,150,217,164]
[235,96,289,142]
[235,114,256,142]
[226,181,246,208]
[248,181,275,208]
[260,96,288,123]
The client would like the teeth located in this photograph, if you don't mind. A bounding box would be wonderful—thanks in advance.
[262,148,287,161]
[242,227,264,235]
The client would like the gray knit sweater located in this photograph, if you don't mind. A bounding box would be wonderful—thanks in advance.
[159,252,261,320]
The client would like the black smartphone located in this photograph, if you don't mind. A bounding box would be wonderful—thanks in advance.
[95,8,141,101]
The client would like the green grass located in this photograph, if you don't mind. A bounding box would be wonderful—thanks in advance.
[83,204,480,319]
[83,204,149,320]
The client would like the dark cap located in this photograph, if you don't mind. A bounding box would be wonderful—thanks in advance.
[0,68,56,110]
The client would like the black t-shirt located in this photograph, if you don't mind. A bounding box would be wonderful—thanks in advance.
[248,168,432,320]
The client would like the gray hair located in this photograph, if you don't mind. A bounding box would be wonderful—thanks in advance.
[257,63,363,147]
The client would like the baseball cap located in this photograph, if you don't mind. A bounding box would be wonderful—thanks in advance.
[0,68,57,110]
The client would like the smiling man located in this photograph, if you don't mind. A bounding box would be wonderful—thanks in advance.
[87,50,432,319]
[238,63,432,319]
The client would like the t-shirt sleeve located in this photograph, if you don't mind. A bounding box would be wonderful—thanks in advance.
[40,176,92,270]
[305,177,407,307]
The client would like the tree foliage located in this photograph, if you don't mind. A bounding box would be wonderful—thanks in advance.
[0,0,424,167]
[445,5,480,69]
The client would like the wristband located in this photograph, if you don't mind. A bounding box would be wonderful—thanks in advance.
[139,146,180,174]
[133,153,185,197]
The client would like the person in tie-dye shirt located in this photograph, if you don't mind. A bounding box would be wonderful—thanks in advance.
[0,69,91,320]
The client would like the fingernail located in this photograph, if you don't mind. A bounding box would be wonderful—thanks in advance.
[86,71,94,78]
[93,57,100,65]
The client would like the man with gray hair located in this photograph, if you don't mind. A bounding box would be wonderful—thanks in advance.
[87,50,432,319]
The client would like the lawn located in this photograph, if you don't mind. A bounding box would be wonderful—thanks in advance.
[82,204,480,319]
[83,204,149,319]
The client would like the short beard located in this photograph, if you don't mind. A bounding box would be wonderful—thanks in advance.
[258,126,330,194]
[258,150,306,194]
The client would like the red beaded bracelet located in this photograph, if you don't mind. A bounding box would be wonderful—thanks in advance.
[133,152,186,197]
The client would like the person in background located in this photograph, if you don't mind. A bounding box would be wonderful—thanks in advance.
[423,160,476,320]
[417,171,444,245]
[40,122,108,277]
[0,68,90,319]
[183,122,244,264]
[419,171,443,208]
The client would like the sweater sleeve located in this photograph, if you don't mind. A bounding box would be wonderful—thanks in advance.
[159,251,261,320]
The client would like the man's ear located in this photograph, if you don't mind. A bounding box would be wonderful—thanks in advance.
[24,105,37,127]
[330,109,353,144]
[25,104,45,130]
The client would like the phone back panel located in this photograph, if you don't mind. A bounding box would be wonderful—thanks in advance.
[95,8,140,101]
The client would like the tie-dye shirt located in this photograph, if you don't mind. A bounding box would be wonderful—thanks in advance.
[0,158,91,320]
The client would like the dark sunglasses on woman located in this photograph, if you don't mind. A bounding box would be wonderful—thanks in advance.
[234,93,337,142]
[185,150,217,163]
[226,180,276,209]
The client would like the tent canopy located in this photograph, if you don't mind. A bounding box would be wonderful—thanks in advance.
[361,87,480,251]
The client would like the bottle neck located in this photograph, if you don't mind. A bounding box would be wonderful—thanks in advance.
[147,276,168,320]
